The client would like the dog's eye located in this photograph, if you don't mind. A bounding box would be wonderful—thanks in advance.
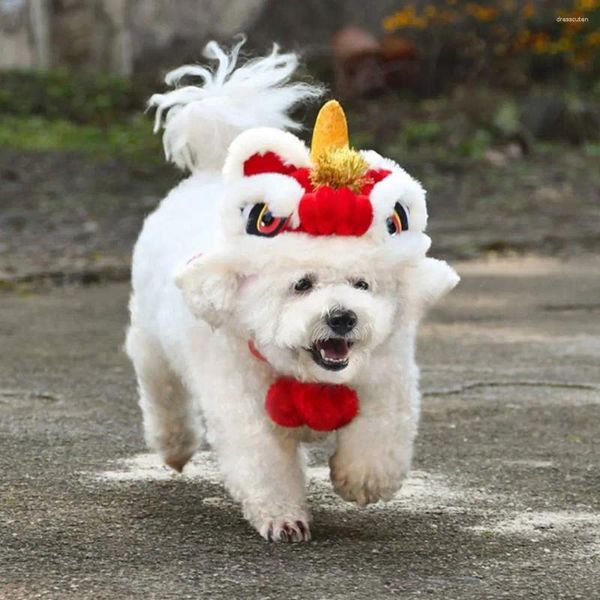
[386,202,409,236]
[353,279,369,290]
[245,203,288,237]
[294,277,313,293]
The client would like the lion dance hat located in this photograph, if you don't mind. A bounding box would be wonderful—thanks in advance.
[220,99,430,259]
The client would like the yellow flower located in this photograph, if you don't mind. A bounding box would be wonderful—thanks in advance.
[424,5,437,18]
[383,14,399,31]
[383,11,409,31]
[556,37,573,52]
[531,32,551,54]
[586,31,600,47]
[382,5,426,31]
[521,2,535,19]
[575,0,599,11]
[466,3,499,22]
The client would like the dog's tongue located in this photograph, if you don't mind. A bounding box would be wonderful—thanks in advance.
[317,338,349,360]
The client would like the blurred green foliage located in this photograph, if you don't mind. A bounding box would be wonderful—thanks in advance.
[0,65,597,166]
[0,70,147,125]
[458,129,493,158]
[584,141,600,155]
[0,70,160,160]
[400,121,443,144]
[0,115,161,161]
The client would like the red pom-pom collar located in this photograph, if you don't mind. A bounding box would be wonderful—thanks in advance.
[265,377,359,431]
[248,338,360,431]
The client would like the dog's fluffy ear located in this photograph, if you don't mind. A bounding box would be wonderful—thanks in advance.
[222,127,311,182]
[405,257,459,320]
[175,254,241,328]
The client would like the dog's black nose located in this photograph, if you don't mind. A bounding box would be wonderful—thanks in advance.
[327,309,358,335]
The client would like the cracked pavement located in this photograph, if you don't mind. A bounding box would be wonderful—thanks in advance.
[1,255,599,599]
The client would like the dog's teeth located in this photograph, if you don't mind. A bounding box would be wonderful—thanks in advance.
[320,348,326,359]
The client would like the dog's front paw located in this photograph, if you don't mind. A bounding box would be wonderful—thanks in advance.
[260,516,312,543]
[245,505,312,542]
[329,451,407,506]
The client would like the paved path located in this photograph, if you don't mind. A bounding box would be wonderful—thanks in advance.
[1,256,599,599]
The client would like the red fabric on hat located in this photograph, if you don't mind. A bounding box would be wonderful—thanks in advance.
[361,168,392,195]
[354,194,373,235]
[290,167,313,192]
[265,378,359,431]
[243,151,298,177]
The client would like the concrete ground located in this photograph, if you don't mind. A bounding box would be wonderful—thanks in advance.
[1,255,599,599]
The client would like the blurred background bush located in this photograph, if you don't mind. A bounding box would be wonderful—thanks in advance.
[0,0,599,287]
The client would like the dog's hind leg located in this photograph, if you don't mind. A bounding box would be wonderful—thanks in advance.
[126,326,199,472]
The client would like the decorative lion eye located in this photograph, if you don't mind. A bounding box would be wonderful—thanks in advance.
[385,202,409,236]
[353,279,369,290]
[294,277,314,293]
[245,203,288,237]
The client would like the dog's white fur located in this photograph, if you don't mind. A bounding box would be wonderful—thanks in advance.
[127,41,459,542]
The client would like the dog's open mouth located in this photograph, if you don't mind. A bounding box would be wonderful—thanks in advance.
[309,338,354,371]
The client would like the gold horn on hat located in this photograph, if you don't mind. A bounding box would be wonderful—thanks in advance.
[309,100,369,192]
[310,100,349,162]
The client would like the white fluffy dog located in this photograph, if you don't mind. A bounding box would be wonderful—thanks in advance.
[126,39,459,542]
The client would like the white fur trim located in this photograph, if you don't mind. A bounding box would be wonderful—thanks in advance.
[361,150,428,234]
[223,127,311,182]
[361,149,402,172]
[192,231,432,276]
[369,171,428,235]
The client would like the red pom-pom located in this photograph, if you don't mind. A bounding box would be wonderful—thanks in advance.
[334,188,355,236]
[315,187,337,235]
[243,151,298,177]
[296,186,373,237]
[265,378,359,431]
[353,194,373,236]
[265,379,304,428]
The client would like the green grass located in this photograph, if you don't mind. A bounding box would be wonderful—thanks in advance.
[0,114,162,161]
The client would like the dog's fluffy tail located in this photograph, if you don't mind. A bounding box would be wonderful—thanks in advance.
[148,37,323,173]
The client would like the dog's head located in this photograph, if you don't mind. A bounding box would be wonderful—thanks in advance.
[177,240,457,384]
